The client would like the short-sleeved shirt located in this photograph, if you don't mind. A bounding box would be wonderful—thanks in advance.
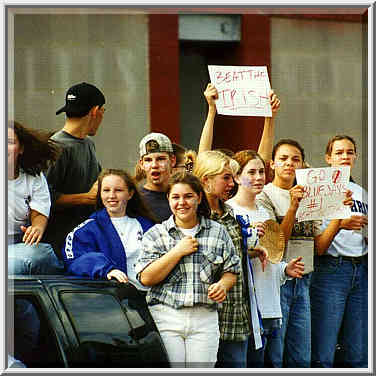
[323,181,368,257]
[44,130,101,252]
[257,183,322,274]
[136,215,240,310]
[8,171,51,236]
[139,186,171,222]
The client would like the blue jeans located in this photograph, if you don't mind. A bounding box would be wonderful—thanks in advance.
[13,299,40,365]
[8,242,64,275]
[310,256,368,368]
[216,338,248,368]
[248,318,282,368]
[266,274,312,368]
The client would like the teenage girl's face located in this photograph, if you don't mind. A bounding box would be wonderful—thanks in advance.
[101,175,134,218]
[236,158,265,195]
[8,127,23,170]
[325,139,356,170]
[207,166,235,201]
[168,183,201,228]
[271,144,303,182]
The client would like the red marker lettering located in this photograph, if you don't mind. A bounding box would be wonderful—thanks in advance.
[332,170,341,183]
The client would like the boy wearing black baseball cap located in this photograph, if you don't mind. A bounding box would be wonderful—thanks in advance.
[44,82,106,257]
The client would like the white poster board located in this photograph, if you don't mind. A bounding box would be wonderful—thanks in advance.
[208,65,272,117]
[295,166,352,222]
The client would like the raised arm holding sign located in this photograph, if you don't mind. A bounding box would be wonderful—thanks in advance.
[198,81,280,159]
[208,65,272,117]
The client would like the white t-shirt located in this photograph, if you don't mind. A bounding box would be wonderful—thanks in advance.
[111,216,149,291]
[226,198,288,319]
[256,183,322,274]
[179,224,199,237]
[8,171,51,236]
[323,181,368,257]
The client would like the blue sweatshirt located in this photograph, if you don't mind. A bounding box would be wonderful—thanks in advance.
[62,208,154,279]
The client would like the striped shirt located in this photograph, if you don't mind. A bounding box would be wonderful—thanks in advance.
[136,215,241,310]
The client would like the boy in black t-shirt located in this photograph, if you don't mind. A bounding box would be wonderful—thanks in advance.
[138,133,176,222]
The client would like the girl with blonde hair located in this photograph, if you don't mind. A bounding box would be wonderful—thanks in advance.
[193,150,266,368]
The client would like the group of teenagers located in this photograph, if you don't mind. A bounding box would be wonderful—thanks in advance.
[8,81,368,369]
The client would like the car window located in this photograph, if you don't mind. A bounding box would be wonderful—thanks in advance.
[9,295,63,368]
[60,292,141,367]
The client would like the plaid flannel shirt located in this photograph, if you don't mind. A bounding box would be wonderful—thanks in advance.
[136,215,241,310]
[210,203,253,342]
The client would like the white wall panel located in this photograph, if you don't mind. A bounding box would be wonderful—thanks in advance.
[10,11,149,173]
[271,17,367,186]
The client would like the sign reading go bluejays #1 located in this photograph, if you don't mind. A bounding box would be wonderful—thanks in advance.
[295,166,352,222]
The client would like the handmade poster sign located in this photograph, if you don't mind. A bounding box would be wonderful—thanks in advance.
[295,166,351,222]
[208,65,272,117]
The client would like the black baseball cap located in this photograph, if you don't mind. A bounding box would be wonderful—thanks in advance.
[56,82,105,116]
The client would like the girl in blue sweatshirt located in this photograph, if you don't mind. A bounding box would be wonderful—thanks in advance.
[62,168,156,290]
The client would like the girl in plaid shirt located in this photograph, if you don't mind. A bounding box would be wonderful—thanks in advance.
[193,150,266,368]
[136,172,240,367]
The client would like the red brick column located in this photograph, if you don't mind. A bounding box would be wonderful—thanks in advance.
[148,14,180,143]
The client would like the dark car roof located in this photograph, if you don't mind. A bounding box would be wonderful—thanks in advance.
[9,274,96,281]
[8,275,133,289]
[9,275,143,300]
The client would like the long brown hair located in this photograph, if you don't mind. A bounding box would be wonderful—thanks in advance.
[167,171,211,218]
[9,120,61,176]
[96,169,157,223]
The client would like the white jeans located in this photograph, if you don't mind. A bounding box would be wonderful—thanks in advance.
[149,304,219,368]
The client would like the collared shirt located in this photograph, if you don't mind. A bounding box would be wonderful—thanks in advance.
[136,215,241,310]
[210,202,253,342]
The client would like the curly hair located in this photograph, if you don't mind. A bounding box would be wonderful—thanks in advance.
[183,149,197,173]
[9,120,61,176]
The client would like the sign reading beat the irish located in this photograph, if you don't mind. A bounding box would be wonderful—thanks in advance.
[295,166,352,222]
[208,65,272,117]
